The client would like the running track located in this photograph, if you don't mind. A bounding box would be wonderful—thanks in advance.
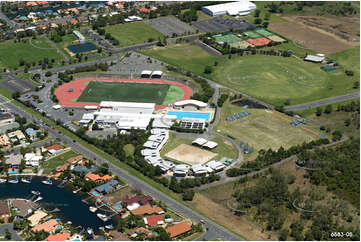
[54,78,193,110]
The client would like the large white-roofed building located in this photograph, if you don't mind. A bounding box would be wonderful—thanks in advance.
[174,164,190,177]
[141,70,152,78]
[151,71,163,78]
[202,1,256,16]
[174,99,207,110]
[99,101,155,114]
[206,160,226,172]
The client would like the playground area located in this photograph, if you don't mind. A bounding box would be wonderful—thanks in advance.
[54,78,192,109]
[165,144,217,165]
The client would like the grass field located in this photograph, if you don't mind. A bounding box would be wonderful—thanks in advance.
[53,33,77,57]
[123,144,135,157]
[104,22,164,47]
[0,37,64,70]
[77,81,171,105]
[215,100,319,160]
[140,43,358,106]
[330,46,360,77]
[162,85,184,105]
[42,150,77,174]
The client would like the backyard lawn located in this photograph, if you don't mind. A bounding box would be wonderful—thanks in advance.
[42,150,78,174]
[0,37,64,69]
[104,22,164,47]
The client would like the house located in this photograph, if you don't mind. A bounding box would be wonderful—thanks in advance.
[24,153,43,167]
[109,231,130,241]
[127,227,152,238]
[32,219,58,233]
[8,130,26,141]
[85,173,111,182]
[0,134,10,146]
[11,199,33,218]
[56,163,70,172]
[5,154,23,167]
[139,7,150,13]
[72,165,89,174]
[27,210,48,227]
[144,215,164,227]
[165,221,192,238]
[45,232,70,241]
[94,180,119,194]
[131,204,164,216]
[0,200,10,222]
[122,195,152,206]
[67,155,83,164]
[45,144,63,154]
[25,128,40,139]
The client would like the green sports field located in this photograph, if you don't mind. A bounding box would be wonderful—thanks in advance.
[104,22,164,47]
[0,37,64,69]
[140,43,358,106]
[76,81,183,105]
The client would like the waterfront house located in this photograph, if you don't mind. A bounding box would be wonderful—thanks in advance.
[130,204,164,216]
[122,195,153,206]
[45,232,70,241]
[5,154,23,168]
[165,221,192,238]
[11,199,33,218]
[24,153,43,167]
[28,210,48,227]
[85,173,111,182]
[127,227,152,238]
[32,219,58,233]
[0,200,10,222]
[94,180,119,194]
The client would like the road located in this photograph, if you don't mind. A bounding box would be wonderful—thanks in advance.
[0,224,23,241]
[0,9,19,30]
[0,95,242,241]
[285,92,360,111]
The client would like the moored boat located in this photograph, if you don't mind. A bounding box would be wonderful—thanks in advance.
[21,176,32,183]
[97,213,108,221]
[8,177,19,184]
[89,206,97,213]
[41,178,52,185]
[0,178,6,183]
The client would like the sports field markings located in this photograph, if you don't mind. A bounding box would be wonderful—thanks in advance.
[29,38,56,50]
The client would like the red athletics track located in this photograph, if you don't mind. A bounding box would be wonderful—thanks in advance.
[54,78,193,110]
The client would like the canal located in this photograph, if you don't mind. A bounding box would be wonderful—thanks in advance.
[0,177,115,231]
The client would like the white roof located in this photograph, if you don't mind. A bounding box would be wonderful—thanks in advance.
[143,141,159,149]
[203,141,218,149]
[82,113,94,120]
[159,161,175,171]
[192,138,208,146]
[174,99,207,108]
[127,203,140,211]
[181,118,206,123]
[141,70,152,75]
[84,105,98,110]
[174,164,190,173]
[151,129,167,135]
[79,119,91,124]
[151,70,163,76]
[203,0,256,15]
[191,164,208,174]
[100,101,155,109]
[141,149,159,156]
[53,105,62,110]
[148,135,165,142]
[206,160,226,171]
[116,117,150,130]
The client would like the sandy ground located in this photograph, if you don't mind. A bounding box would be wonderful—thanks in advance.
[165,144,217,165]
[269,17,357,54]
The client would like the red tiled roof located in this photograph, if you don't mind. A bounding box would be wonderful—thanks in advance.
[45,232,70,241]
[139,7,150,13]
[86,173,112,181]
[145,215,163,227]
[131,204,164,216]
[67,155,83,164]
[46,144,62,151]
[32,219,58,233]
[166,221,192,238]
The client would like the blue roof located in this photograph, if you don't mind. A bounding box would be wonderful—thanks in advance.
[72,166,88,173]
[25,128,40,136]
[95,180,119,194]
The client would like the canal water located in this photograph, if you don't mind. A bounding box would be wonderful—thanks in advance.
[0,177,115,231]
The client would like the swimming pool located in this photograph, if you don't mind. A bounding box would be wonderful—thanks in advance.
[168,111,211,121]
[92,191,101,197]
[113,202,122,211]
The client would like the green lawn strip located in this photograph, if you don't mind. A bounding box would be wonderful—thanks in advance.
[210,136,238,160]
[0,87,245,240]
[162,85,185,104]
[329,46,360,76]
[0,37,64,70]
[123,144,135,157]
[42,150,78,174]
[104,22,164,47]
[140,43,357,106]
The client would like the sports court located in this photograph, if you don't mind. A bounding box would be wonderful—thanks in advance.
[213,33,242,44]
[230,40,254,49]
[67,42,97,54]
[246,37,271,46]
[244,31,262,39]
[267,35,286,43]
[165,144,217,165]
[254,28,274,37]
[54,78,192,109]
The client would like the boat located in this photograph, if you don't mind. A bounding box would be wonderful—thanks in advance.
[105,224,114,230]
[42,179,52,185]
[89,206,97,213]
[34,196,43,202]
[99,226,105,231]
[8,177,19,184]
[87,227,94,235]
[21,176,32,183]
[97,213,108,222]
[67,221,72,225]
[31,190,41,195]
[0,178,6,183]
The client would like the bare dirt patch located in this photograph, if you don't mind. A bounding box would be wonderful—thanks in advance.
[269,18,356,54]
[165,144,217,165]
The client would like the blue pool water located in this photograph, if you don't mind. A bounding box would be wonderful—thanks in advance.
[92,191,101,197]
[8,170,18,174]
[168,111,211,121]
[114,202,121,210]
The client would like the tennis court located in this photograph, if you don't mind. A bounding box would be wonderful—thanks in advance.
[213,33,242,44]
[244,31,262,39]
[230,40,254,49]
[246,37,271,46]
[267,35,286,43]
[254,28,274,37]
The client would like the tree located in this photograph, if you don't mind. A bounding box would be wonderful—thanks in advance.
[5,228,11,240]
[182,190,195,201]
[263,21,269,28]
[344,118,351,126]
[353,81,359,89]
[324,105,332,114]
[45,71,52,77]
[316,107,322,116]
[279,228,289,240]
[204,65,213,74]
[254,18,262,24]
[254,9,261,17]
